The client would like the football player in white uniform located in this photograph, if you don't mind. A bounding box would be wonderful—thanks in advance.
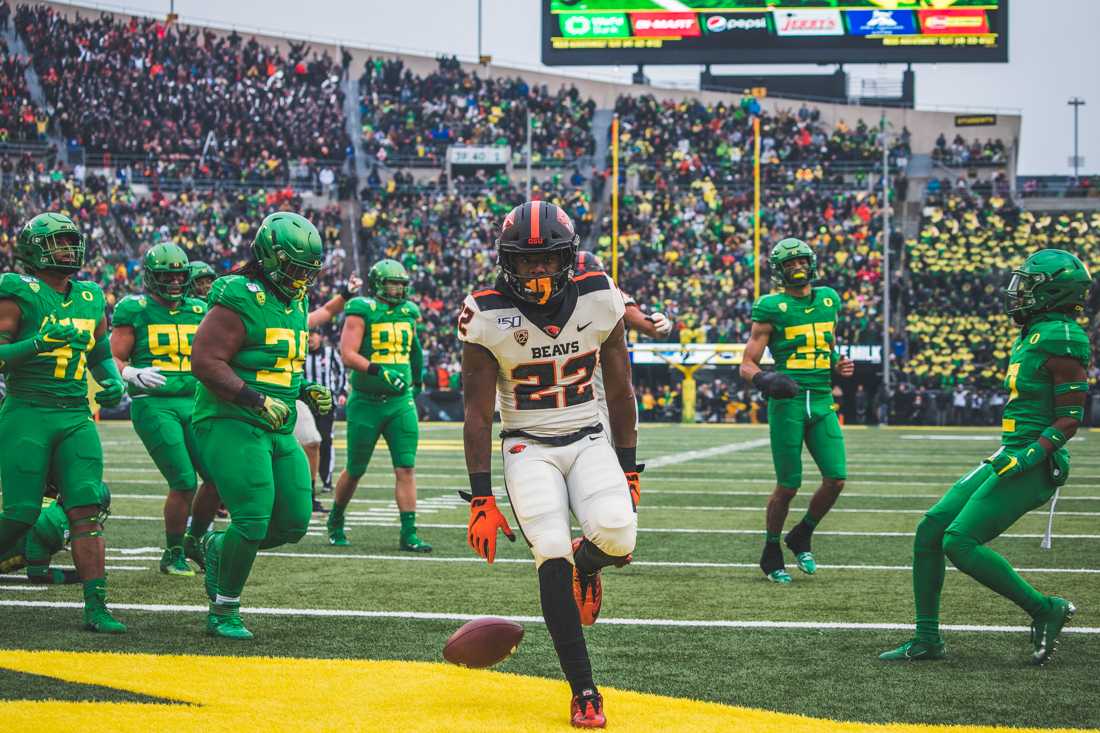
[459,202,641,729]
[574,251,672,441]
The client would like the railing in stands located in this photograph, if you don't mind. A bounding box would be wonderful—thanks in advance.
[69,149,350,193]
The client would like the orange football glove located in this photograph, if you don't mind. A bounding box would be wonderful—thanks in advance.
[625,471,641,508]
[467,496,515,564]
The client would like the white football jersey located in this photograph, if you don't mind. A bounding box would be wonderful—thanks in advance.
[459,273,625,437]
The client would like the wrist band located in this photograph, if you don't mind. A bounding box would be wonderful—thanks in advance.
[616,446,637,472]
[1040,426,1069,451]
[468,472,492,497]
[1055,405,1084,421]
[233,385,266,409]
[1054,381,1088,396]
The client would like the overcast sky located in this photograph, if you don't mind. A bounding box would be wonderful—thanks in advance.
[66,0,1097,175]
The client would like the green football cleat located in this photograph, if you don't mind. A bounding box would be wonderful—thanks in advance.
[765,569,793,585]
[83,605,127,634]
[399,534,432,553]
[202,531,223,602]
[793,551,816,575]
[879,638,946,661]
[207,604,254,640]
[327,514,349,546]
[1031,597,1076,666]
[160,546,195,577]
[183,532,206,571]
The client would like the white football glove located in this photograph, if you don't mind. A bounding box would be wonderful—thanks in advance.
[648,312,673,337]
[122,365,166,390]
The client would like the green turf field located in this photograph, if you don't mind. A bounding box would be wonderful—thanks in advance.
[1,422,1097,729]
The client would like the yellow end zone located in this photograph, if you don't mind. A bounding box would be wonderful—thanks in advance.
[0,651,1094,733]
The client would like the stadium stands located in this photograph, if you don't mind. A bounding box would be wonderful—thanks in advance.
[612,93,909,189]
[931,133,1008,168]
[901,191,1100,392]
[594,186,886,347]
[15,4,349,184]
[359,56,595,168]
[0,37,44,144]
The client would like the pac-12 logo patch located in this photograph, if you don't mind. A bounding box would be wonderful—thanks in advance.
[514,329,528,346]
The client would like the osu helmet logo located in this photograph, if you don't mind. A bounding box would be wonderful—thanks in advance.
[514,329,528,346]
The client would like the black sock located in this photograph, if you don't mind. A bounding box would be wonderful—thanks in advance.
[785,520,813,554]
[539,559,595,695]
[760,539,784,573]
[573,538,628,575]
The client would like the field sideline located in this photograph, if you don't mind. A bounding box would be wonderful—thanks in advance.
[1,422,1098,730]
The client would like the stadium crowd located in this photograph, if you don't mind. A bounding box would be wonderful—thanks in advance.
[359,56,595,168]
[612,94,909,190]
[932,133,1008,167]
[14,4,349,183]
[0,36,46,144]
[899,191,1100,398]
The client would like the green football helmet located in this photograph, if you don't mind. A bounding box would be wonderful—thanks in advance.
[187,261,217,300]
[16,212,86,272]
[1005,249,1092,324]
[368,259,410,305]
[143,243,190,303]
[769,238,817,288]
[251,212,323,301]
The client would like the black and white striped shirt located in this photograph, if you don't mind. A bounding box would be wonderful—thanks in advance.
[304,344,346,397]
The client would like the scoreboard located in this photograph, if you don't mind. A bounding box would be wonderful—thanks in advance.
[542,1,1008,66]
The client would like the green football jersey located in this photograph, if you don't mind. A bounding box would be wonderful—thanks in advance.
[112,294,207,397]
[345,296,421,395]
[750,286,841,393]
[192,275,308,434]
[1000,313,1091,450]
[0,272,105,401]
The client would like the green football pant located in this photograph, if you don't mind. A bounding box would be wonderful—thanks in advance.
[0,397,103,553]
[0,499,68,571]
[130,395,206,492]
[913,460,1057,639]
[767,390,846,490]
[344,391,419,477]
[194,419,311,599]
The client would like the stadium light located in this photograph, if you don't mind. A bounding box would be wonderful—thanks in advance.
[1068,97,1086,181]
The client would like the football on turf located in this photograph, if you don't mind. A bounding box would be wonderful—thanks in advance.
[443,617,524,669]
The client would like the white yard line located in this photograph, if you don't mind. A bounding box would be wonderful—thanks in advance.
[644,438,771,469]
[1,599,1096,635]
[233,550,1099,575]
[109,502,1100,520]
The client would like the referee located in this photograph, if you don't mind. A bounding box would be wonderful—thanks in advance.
[304,328,346,491]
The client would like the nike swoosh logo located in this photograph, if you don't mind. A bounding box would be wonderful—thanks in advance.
[588,435,600,441]
[804,307,815,313]
[578,322,593,331]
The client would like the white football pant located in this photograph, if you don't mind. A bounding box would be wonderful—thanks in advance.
[502,432,636,568]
